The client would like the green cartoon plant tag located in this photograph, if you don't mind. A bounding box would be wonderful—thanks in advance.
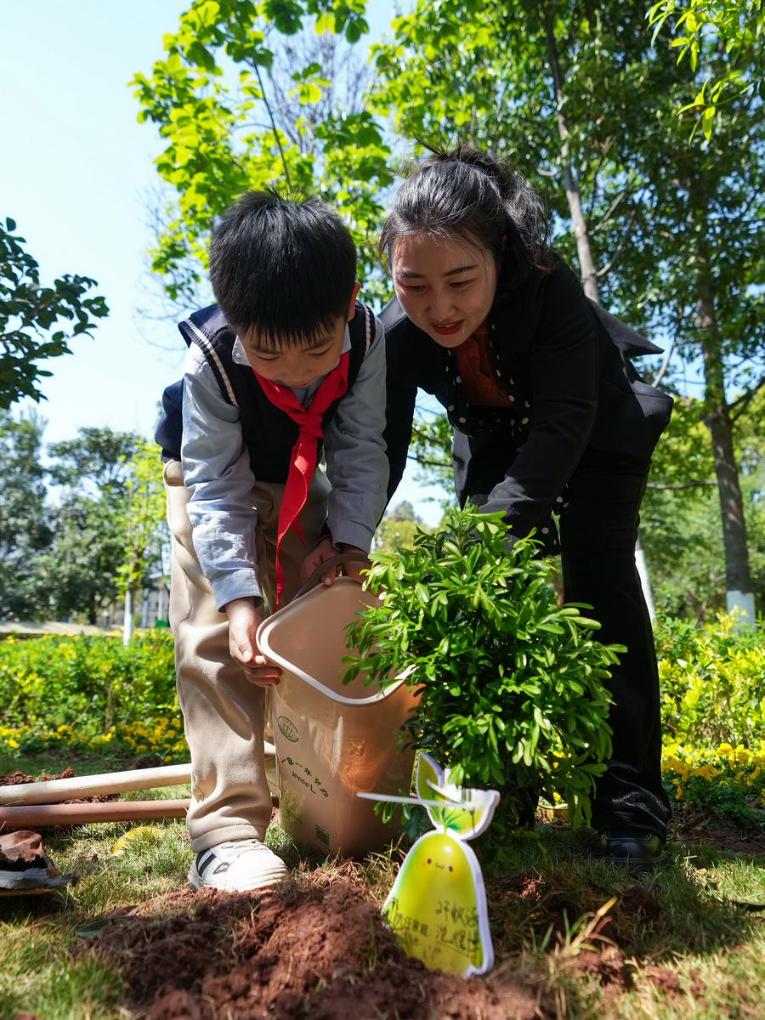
[359,751,499,977]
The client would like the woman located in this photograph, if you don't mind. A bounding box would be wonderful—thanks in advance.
[381,147,673,869]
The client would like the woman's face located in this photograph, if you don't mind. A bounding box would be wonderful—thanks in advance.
[391,233,498,349]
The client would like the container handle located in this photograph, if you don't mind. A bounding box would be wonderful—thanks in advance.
[288,550,371,603]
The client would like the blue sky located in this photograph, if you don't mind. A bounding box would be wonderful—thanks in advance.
[1,0,444,522]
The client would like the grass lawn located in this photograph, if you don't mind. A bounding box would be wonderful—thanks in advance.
[1,753,764,1019]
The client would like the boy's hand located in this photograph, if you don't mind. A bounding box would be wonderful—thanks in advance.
[224,597,281,686]
[300,537,370,587]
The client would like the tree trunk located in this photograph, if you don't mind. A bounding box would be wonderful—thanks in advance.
[122,588,134,646]
[697,288,755,622]
[544,11,656,616]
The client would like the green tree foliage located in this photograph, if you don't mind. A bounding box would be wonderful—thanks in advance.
[0,419,167,626]
[117,440,168,643]
[371,0,764,615]
[641,390,765,616]
[0,412,52,620]
[134,0,764,615]
[0,218,107,409]
[648,0,765,139]
[408,410,453,495]
[47,427,141,493]
[42,429,145,625]
[348,508,619,829]
[131,0,391,305]
[373,500,430,556]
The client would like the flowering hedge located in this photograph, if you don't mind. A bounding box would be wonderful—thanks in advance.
[0,631,186,762]
[0,615,763,822]
[663,743,765,827]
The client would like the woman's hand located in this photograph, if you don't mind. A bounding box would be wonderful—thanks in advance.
[300,537,370,586]
[224,597,281,686]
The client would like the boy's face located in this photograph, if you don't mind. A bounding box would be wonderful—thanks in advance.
[240,284,361,389]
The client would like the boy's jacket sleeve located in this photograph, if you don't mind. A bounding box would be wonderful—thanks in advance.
[324,314,390,550]
[154,379,184,462]
[380,301,421,503]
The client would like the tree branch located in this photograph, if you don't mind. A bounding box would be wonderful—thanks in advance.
[407,453,451,469]
[651,334,676,388]
[251,60,292,188]
[729,373,765,421]
[646,480,716,490]
[591,187,632,235]
[595,208,638,279]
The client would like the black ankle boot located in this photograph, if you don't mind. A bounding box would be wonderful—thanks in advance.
[598,832,665,873]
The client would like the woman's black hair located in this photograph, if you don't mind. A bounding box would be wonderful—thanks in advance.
[379,145,553,288]
[210,190,357,348]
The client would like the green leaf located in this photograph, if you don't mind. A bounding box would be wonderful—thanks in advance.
[315,11,335,35]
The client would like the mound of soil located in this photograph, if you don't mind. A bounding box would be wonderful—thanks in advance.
[80,873,547,1020]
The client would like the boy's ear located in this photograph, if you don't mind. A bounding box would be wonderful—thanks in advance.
[346,281,362,321]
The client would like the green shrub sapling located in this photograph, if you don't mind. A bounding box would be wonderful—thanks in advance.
[346,508,622,829]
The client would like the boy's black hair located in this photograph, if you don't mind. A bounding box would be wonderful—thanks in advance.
[209,191,357,349]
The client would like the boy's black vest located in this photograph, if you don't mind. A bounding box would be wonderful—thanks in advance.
[155,301,375,483]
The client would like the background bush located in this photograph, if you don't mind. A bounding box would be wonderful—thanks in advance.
[655,613,765,748]
[1,611,763,819]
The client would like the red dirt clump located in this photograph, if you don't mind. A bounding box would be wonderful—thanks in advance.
[494,874,545,901]
[643,965,682,994]
[0,768,75,786]
[618,886,660,923]
[0,769,117,837]
[571,944,632,992]
[80,876,548,1020]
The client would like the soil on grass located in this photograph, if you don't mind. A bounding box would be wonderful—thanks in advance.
[670,804,765,855]
[0,768,117,838]
[80,869,550,1020]
[0,768,77,787]
[490,873,661,946]
[77,864,706,1020]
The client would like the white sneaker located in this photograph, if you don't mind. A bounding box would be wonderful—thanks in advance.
[187,839,288,892]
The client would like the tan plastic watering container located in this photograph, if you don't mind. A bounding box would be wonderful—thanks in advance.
[257,576,418,857]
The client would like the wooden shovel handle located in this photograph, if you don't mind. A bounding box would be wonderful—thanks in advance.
[0,800,190,828]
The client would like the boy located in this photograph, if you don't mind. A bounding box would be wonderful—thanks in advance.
[155,191,388,892]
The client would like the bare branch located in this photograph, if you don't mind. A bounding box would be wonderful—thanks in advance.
[595,208,638,279]
[250,60,292,187]
[651,334,676,387]
[591,187,632,235]
[730,373,765,421]
[646,480,716,490]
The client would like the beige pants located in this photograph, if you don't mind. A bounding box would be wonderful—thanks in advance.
[164,460,329,852]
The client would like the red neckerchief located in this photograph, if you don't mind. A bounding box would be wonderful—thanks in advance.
[454,322,511,407]
[253,352,350,607]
